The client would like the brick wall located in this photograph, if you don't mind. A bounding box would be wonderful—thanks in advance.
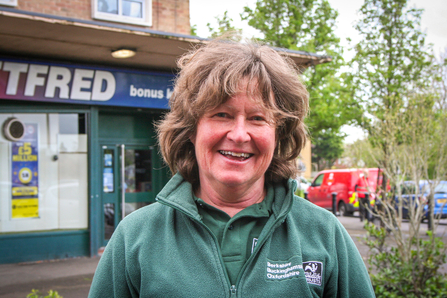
[17,0,91,19]
[153,0,190,35]
[14,0,190,35]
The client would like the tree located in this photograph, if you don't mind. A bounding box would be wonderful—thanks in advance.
[190,24,197,36]
[351,0,433,189]
[433,50,447,110]
[351,0,447,295]
[206,11,242,39]
[241,0,364,170]
[311,128,344,170]
[342,138,381,168]
[362,91,447,297]
[351,0,444,205]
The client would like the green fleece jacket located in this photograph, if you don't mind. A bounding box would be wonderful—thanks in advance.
[89,173,375,298]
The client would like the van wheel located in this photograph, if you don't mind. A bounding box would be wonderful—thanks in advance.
[338,202,347,217]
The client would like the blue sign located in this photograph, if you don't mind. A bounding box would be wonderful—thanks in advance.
[11,123,39,218]
[0,58,175,109]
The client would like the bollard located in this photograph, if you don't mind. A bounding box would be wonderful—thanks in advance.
[364,193,370,222]
[375,195,384,227]
[304,192,308,201]
[332,192,337,215]
[359,193,364,222]
[427,197,433,231]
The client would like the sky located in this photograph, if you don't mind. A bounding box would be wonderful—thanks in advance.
[189,0,447,143]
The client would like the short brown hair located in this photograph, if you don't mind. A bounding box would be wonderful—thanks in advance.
[157,38,309,187]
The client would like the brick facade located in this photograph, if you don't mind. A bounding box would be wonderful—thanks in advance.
[18,0,93,20]
[14,0,190,35]
[153,0,190,35]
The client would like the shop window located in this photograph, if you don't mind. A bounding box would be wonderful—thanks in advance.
[93,0,152,27]
[59,114,87,134]
[0,0,17,7]
[0,113,88,233]
[104,203,114,240]
[103,149,114,193]
[124,149,152,193]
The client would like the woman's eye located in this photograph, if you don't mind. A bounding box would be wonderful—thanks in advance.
[215,112,228,118]
[252,116,266,121]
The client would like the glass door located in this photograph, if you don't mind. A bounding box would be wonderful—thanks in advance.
[101,144,155,244]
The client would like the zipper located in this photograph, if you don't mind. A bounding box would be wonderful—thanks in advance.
[230,285,237,296]
[157,183,293,297]
[233,197,293,290]
[157,197,234,292]
[233,217,285,284]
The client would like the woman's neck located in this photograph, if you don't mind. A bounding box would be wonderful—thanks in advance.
[195,179,266,217]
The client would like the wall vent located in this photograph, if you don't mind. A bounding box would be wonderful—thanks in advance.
[2,117,25,142]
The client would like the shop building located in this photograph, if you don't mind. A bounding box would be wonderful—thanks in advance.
[0,0,330,264]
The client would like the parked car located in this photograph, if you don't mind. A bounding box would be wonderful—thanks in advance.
[307,168,384,216]
[397,180,447,220]
[431,181,447,219]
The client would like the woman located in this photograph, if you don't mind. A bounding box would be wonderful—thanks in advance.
[89,39,375,297]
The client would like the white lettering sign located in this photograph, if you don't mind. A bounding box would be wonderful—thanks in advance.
[92,71,116,101]
[71,69,94,100]
[45,66,71,98]
[25,65,49,96]
[130,84,164,99]
[166,88,173,99]
[1,62,116,101]
[3,62,28,95]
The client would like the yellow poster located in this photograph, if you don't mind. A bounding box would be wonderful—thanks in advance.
[11,198,39,218]
[11,123,39,219]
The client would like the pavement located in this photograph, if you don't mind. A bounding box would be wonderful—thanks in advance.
[0,213,446,298]
[0,256,99,298]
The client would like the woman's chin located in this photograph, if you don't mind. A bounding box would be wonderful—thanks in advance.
[214,174,263,189]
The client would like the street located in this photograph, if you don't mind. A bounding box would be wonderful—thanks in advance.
[0,213,446,298]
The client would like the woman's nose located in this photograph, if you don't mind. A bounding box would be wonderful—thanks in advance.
[227,117,251,143]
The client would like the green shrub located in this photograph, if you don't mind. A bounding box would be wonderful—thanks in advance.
[27,289,63,298]
[363,222,447,297]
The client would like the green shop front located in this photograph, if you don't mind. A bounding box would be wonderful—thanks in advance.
[0,58,172,264]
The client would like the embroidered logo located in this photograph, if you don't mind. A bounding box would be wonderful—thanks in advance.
[251,238,258,254]
[266,260,302,280]
[303,261,323,286]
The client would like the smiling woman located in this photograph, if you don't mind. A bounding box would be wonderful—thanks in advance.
[157,39,309,188]
[88,38,376,298]
[191,88,277,215]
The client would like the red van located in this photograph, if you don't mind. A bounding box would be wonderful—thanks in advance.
[306,168,383,216]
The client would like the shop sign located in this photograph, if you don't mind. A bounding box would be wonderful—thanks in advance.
[0,59,175,109]
[11,123,39,219]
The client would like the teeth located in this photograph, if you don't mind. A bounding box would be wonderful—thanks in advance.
[220,151,251,158]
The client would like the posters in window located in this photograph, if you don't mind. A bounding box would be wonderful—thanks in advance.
[11,123,39,219]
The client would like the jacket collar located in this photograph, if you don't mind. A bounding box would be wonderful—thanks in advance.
[156,173,296,221]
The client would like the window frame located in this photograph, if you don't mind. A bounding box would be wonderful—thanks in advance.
[92,0,152,27]
[312,174,325,187]
[0,0,18,7]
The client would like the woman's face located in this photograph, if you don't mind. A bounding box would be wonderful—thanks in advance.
[190,89,276,191]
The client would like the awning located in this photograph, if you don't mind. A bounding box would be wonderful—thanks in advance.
[0,7,331,71]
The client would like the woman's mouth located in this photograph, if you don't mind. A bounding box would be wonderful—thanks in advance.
[219,150,252,161]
